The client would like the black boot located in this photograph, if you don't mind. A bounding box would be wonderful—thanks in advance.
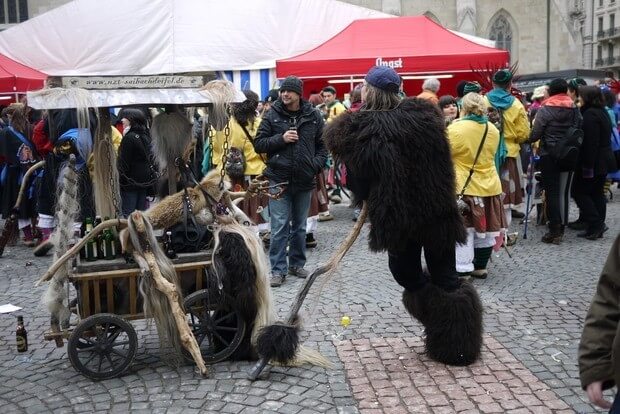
[402,281,483,366]
[541,223,563,245]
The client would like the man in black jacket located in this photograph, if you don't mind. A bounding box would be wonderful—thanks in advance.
[253,76,327,287]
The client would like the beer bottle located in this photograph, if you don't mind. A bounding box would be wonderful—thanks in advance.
[165,231,177,259]
[85,232,97,262]
[103,229,116,260]
[79,220,88,261]
[16,315,27,352]
[94,216,103,258]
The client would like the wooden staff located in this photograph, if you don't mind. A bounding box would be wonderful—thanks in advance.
[130,214,208,377]
[248,202,368,380]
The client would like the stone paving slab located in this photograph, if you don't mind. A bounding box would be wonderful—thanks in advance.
[1,190,619,413]
[336,335,574,413]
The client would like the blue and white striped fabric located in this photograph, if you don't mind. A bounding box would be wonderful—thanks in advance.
[217,68,278,102]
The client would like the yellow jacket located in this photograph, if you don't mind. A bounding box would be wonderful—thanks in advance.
[448,119,502,197]
[211,117,265,176]
[484,95,530,158]
[88,126,123,179]
[325,101,347,123]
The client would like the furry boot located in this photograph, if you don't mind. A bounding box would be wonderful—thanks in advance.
[402,281,483,366]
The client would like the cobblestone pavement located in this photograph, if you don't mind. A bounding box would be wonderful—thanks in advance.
[0,190,618,413]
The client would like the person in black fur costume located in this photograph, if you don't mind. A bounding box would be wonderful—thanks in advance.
[323,65,484,366]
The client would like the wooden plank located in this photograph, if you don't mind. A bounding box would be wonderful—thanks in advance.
[70,261,211,281]
[93,281,101,314]
[106,279,114,313]
[129,276,137,315]
[73,251,213,273]
[81,280,90,318]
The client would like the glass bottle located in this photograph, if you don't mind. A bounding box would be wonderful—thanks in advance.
[16,315,27,352]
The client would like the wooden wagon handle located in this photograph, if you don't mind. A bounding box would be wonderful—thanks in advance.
[35,218,127,286]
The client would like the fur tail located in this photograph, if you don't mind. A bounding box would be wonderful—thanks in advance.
[403,281,483,366]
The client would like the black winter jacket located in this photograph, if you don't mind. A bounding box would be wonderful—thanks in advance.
[118,126,155,191]
[253,99,327,192]
[580,106,616,176]
[527,101,582,157]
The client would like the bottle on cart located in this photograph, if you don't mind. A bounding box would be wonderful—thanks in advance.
[80,220,88,258]
[103,229,116,260]
[165,231,177,259]
[16,315,28,352]
[94,216,103,258]
[85,220,98,262]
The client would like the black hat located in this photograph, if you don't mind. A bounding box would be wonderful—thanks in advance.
[279,76,303,96]
[321,86,337,95]
[264,89,279,103]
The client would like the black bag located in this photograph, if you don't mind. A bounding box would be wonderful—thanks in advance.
[166,220,212,253]
[165,188,212,253]
[548,126,584,171]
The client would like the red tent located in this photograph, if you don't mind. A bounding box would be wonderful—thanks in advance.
[0,53,46,102]
[276,16,509,97]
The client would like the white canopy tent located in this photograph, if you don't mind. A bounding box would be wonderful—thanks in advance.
[0,0,390,100]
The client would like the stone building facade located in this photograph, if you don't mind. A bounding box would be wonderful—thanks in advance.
[343,0,585,75]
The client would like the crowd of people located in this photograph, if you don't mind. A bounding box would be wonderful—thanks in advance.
[0,65,618,407]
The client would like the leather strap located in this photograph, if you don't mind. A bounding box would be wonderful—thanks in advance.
[458,122,489,198]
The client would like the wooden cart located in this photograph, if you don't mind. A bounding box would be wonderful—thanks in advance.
[44,251,247,380]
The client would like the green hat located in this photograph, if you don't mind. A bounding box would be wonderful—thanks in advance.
[493,69,513,86]
[463,81,482,94]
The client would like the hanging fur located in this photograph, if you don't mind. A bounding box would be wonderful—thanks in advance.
[150,111,192,171]
[92,108,121,218]
[128,212,184,358]
[198,79,237,130]
[42,156,80,337]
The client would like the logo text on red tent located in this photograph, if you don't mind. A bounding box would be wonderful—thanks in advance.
[375,57,403,69]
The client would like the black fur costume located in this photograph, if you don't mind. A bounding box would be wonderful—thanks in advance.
[324,97,483,366]
[323,98,466,253]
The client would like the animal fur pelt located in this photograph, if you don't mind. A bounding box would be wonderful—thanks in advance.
[323,98,467,253]
[151,111,192,171]
[128,212,185,358]
[92,108,121,218]
[402,281,483,366]
[42,156,80,338]
[198,80,238,130]
[144,169,227,230]
[209,222,274,360]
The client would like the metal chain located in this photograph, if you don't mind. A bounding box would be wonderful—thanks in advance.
[207,124,214,171]
[104,141,122,218]
[219,121,231,190]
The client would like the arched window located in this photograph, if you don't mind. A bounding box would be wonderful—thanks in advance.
[489,15,513,55]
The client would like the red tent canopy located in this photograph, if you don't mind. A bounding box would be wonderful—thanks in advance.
[0,53,46,94]
[276,16,509,91]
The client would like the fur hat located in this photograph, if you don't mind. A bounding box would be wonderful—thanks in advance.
[493,69,513,86]
[280,76,303,96]
[365,66,400,93]
[463,82,482,94]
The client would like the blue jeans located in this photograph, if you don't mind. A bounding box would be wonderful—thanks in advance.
[268,184,312,275]
[611,391,620,414]
[121,189,148,218]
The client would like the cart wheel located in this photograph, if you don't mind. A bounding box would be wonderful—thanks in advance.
[183,289,246,364]
[68,313,137,380]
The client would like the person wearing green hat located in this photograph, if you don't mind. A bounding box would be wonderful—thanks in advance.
[485,69,531,230]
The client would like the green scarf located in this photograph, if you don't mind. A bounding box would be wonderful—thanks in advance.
[461,114,488,124]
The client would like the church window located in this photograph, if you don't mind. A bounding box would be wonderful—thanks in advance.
[489,15,513,55]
